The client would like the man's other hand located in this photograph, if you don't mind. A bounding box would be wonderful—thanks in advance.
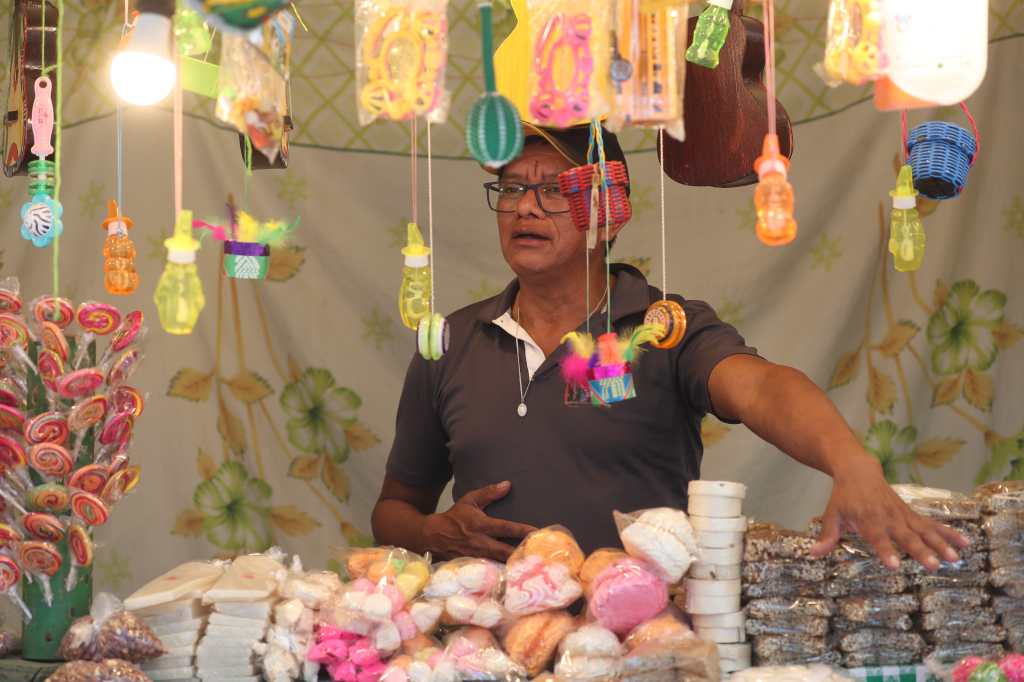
[423,481,537,561]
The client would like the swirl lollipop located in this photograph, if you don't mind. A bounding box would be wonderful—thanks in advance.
[109,311,143,353]
[28,442,73,479]
[0,378,24,407]
[0,314,29,350]
[70,490,109,526]
[0,285,22,314]
[110,386,144,417]
[0,555,30,620]
[65,523,94,591]
[39,321,69,361]
[99,413,133,449]
[68,395,108,432]
[23,411,68,445]
[76,302,121,336]
[28,483,70,513]
[37,349,64,391]
[18,540,61,605]
[102,465,139,504]
[31,296,74,328]
[0,435,30,488]
[57,369,104,400]
[0,405,24,431]
[23,512,65,543]
[69,466,108,496]
[105,348,140,387]
[0,523,23,547]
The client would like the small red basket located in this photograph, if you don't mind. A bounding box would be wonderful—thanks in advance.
[558,161,631,232]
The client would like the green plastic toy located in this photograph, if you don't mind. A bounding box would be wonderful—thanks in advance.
[686,0,733,69]
[466,1,523,170]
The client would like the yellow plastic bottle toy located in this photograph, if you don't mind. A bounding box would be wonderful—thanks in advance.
[889,164,924,272]
[154,210,205,335]
[102,200,139,296]
[399,222,431,331]
[753,134,797,246]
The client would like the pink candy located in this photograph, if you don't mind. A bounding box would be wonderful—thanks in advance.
[312,626,386,682]
[1001,655,1024,682]
[393,611,417,641]
[955,658,987,682]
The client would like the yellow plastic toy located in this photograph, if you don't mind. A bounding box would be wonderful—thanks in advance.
[153,210,205,335]
[889,164,924,272]
[399,222,432,331]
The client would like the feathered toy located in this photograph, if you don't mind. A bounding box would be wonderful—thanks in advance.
[560,325,662,406]
[193,195,298,280]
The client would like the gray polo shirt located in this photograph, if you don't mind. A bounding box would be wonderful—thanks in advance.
[386,264,758,554]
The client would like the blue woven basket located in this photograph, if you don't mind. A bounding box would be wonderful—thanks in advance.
[907,121,977,200]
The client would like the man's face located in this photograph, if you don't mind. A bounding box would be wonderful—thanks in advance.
[496,143,584,277]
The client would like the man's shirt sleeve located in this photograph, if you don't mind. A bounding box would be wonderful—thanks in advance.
[385,353,453,488]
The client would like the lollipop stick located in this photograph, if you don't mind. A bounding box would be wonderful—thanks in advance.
[64,564,77,593]
[9,347,37,375]
[0,488,27,516]
[40,576,52,606]
[7,589,31,621]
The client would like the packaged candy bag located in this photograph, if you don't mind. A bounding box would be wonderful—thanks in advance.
[554,623,623,681]
[499,610,575,677]
[622,607,719,682]
[216,33,288,164]
[504,526,584,616]
[343,546,432,603]
[442,626,527,681]
[355,0,451,125]
[59,593,166,663]
[587,557,668,635]
[47,659,150,682]
[425,558,505,629]
[615,508,699,583]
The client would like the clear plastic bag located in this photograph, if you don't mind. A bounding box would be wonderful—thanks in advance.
[745,618,829,637]
[604,0,688,141]
[555,624,623,682]
[320,578,423,653]
[927,625,1007,645]
[983,511,1024,543]
[355,0,450,125]
[745,598,835,620]
[843,649,920,668]
[744,529,817,562]
[443,626,528,681]
[892,484,982,520]
[587,557,668,635]
[920,588,989,613]
[926,643,1006,665]
[46,659,150,682]
[838,629,924,654]
[817,0,887,87]
[526,0,611,128]
[504,554,582,617]
[425,558,504,600]
[58,593,165,663]
[990,567,1024,598]
[216,34,288,164]
[510,525,586,576]
[730,664,850,682]
[621,611,718,682]
[340,546,431,603]
[743,579,825,600]
[615,508,699,584]
[756,650,842,668]
[990,547,1024,570]
[580,549,629,598]
[500,610,576,677]
[743,561,827,584]
[975,481,1024,513]
[825,573,908,598]
[836,594,919,621]
[752,635,830,661]
[833,614,913,632]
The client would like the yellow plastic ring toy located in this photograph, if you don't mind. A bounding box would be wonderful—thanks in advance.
[644,300,687,350]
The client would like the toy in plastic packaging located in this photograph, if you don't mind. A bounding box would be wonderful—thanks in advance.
[216,34,288,164]
[59,593,166,663]
[47,659,151,682]
[818,0,886,87]
[605,0,687,141]
[554,623,622,681]
[615,507,698,583]
[500,610,575,677]
[355,0,450,125]
[587,556,667,635]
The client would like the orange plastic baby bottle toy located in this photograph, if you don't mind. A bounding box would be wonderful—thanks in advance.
[753,134,797,246]
[102,200,139,295]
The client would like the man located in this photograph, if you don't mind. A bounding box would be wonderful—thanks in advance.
[372,123,967,569]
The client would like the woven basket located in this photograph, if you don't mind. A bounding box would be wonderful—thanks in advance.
[907,121,977,200]
[558,161,631,232]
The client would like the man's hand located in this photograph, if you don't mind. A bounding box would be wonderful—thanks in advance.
[422,481,537,561]
[809,456,970,570]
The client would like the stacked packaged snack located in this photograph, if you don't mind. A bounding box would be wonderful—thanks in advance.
[742,527,837,667]
[892,485,1002,664]
[59,593,166,665]
[975,481,1024,653]
[684,481,748,674]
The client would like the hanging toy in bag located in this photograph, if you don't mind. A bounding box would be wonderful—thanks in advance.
[818,0,886,87]
[466,1,523,169]
[905,104,979,201]
[185,0,288,33]
[20,77,62,248]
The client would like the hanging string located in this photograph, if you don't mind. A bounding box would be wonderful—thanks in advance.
[52,0,65,299]
[426,120,435,316]
[173,55,183,218]
[591,122,612,332]
[764,0,777,137]
[410,118,418,227]
[116,102,123,221]
[658,128,667,301]
[243,136,253,211]
[900,110,909,163]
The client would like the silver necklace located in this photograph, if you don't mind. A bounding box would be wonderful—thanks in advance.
[513,289,608,418]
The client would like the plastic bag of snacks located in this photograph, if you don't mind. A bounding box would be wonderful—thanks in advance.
[504,526,584,616]
[614,508,699,583]
[380,634,457,682]
[975,481,1024,514]
[554,623,623,681]
[586,556,668,635]
[59,593,165,663]
[343,546,432,602]
[47,659,150,682]
[499,610,575,677]
[621,608,719,682]
[321,579,422,653]
[216,33,289,164]
[730,665,851,682]
[355,0,450,125]
[424,558,506,628]
[892,484,982,521]
[526,0,611,128]
[442,626,527,681]
[605,0,688,141]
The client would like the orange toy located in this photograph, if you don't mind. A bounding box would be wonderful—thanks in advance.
[102,201,139,295]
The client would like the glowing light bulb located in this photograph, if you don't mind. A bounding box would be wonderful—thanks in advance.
[753,134,797,246]
[154,210,204,334]
[110,13,176,106]
[888,164,925,272]
[398,222,432,331]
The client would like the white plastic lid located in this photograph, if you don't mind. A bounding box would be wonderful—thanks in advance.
[689,514,748,532]
[167,249,196,265]
[689,480,747,498]
[685,578,741,596]
[404,253,429,268]
[892,195,917,210]
[692,611,745,628]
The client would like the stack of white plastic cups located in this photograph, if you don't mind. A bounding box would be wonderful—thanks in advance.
[684,480,750,675]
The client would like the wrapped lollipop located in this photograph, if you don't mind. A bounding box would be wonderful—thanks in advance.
[0,523,24,549]
[27,482,71,513]
[64,522,94,591]
[39,321,69,362]
[68,395,109,461]
[57,368,104,401]
[0,314,35,373]
[0,405,25,432]
[0,377,25,407]
[37,348,65,394]
[98,413,134,452]
[70,490,110,526]
[18,539,62,605]
[23,410,69,446]
[0,435,32,488]
[29,442,74,480]
[0,279,22,315]
[104,347,141,387]
[0,555,31,620]
[22,512,66,543]
[69,466,109,496]
[30,296,74,329]
[101,466,139,505]
[98,311,144,368]
[70,301,121,369]
[109,386,144,417]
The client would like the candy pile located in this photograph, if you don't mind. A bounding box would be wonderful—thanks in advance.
[977,481,1024,655]
[0,279,145,611]
[684,480,749,674]
[951,652,1024,682]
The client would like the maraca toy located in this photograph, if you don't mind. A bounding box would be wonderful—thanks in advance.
[101,200,140,296]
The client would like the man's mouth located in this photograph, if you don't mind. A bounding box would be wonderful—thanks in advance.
[511,230,551,244]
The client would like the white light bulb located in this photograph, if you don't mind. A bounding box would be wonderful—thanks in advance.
[109,13,176,106]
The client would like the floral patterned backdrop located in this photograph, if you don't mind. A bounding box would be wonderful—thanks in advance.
[0,0,1020,615]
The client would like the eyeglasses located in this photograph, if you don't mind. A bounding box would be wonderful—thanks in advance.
[483,181,570,214]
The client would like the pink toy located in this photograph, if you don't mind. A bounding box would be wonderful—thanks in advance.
[1000,655,1024,682]
[530,13,593,127]
[30,78,54,157]
[504,554,583,616]
[587,557,668,635]
[955,657,986,682]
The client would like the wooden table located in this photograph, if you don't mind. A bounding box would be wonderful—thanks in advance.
[0,658,59,681]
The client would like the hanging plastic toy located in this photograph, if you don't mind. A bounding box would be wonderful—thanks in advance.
[561,326,661,407]
[399,223,431,331]
[20,77,62,249]
[185,0,287,33]
[889,164,924,272]
[686,0,732,69]
[174,2,214,57]
[154,211,205,335]
[102,201,139,296]
[819,0,886,87]
[466,1,523,169]
[905,104,979,201]
[194,197,297,280]
[558,124,631,237]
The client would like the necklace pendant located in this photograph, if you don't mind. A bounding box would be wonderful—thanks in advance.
[517,403,528,418]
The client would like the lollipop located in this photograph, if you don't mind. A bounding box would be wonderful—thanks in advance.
[0,314,29,349]
[110,386,144,417]
[68,395,108,432]
[105,348,140,387]
[18,540,61,605]
[65,523,94,591]
[57,369,104,399]
[0,435,30,488]
[99,413,133,448]
[0,378,24,407]
[0,523,23,546]
[69,465,108,495]
[0,555,31,620]
[70,490,109,526]
[23,411,69,445]
[37,349,65,390]
[23,512,65,543]
[31,296,74,328]
[76,301,121,336]
[39,321,69,361]
[110,311,143,353]
[29,442,74,478]
[0,286,22,314]
[101,466,138,504]
[28,482,70,513]
[0,405,24,431]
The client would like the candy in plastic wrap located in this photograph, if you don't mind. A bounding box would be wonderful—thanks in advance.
[216,34,288,164]
[554,624,623,682]
[425,558,503,600]
[500,610,575,677]
[730,665,851,682]
[620,626,719,682]
[912,571,989,590]
[969,662,1010,682]
[843,649,921,667]
[838,629,924,654]
[93,610,165,662]
[753,635,829,661]
[615,508,699,583]
[832,614,913,632]
[920,608,996,631]
[927,643,1006,665]
[443,626,527,681]
[47,659,150,682]
[892,484,982,520]
[975,481,1024,513]
[990,547,1024,570]
[745,598,835,620]
[746,618,829,637]
[983,512,1024,543]
[743,579,824,600]
[342,546,432,603]
[744,529,817,562]
[825,573,908,598]
[509,525,586,576]
[504,554,582,616]
[927,624,1006,644]
[587,557,668,635]
[920,587,989,612]
[993,595,1024,615]
[837,594,919,621]
[742,560,827,584]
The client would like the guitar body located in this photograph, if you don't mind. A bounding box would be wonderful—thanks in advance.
[4,0,58,177]
[660,2,793,188]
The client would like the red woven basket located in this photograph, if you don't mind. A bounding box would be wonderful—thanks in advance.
[558,161,631,232]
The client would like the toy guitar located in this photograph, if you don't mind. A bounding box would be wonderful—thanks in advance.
[659,0,793,188]
[4,0,58,177]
